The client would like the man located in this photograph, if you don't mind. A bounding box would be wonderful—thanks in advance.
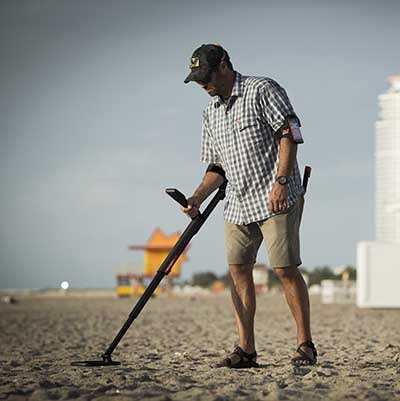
[182,43,317,368]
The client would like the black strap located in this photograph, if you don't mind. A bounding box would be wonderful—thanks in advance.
[296,341,317,358]
[277,115,303,144]
[206,163,226,179]
[233,346,257,360]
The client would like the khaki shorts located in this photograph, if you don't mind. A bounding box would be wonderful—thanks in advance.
[224,195,304,268]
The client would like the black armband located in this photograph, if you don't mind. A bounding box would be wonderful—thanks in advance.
[206,163,226,179]
[277,115,304,144]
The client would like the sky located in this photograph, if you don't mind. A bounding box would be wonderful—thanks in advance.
[1,0,399,289]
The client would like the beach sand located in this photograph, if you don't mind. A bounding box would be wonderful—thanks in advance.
[1,292,400,401]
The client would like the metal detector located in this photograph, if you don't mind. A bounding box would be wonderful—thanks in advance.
[71,165,311,367]
[71,180,227,367]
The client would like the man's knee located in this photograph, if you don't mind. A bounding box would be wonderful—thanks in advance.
[273,265,300,281]
[229,264,254,279]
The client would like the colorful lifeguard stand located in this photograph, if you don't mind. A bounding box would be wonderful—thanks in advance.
[116,228,189,297]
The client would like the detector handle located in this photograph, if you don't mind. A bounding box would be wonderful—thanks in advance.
[165,188,188,208]
[302,166,312,193]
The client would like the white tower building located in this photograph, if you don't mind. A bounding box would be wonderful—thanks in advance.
[357,76,400,308]
[375,76,400,243]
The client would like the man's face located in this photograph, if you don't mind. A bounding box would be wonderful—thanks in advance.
[195,67,223,97]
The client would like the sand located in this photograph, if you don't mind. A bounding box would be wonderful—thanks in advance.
[1,292,400,401]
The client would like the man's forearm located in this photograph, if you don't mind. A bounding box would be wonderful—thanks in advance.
[277,138,298,177]
[193,171,225,204]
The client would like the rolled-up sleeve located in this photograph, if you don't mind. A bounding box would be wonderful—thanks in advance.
[259,80,297,133]
[200,110,221,164]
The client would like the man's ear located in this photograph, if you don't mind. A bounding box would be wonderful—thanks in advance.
[219,61,228,75]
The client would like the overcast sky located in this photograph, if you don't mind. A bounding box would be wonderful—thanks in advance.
[1,0,399,289]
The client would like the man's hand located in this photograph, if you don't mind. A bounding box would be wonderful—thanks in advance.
[268,182,288,213]
[181,195,201,218]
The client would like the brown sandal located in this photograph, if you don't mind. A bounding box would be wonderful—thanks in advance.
[214,346,259,369]
[291,341,317,366]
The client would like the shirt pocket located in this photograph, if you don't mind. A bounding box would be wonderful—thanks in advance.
[237,116,265,148]
[239,123,259,133]
[238,114,261,131]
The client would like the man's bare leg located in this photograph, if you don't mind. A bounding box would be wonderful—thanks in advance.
[274,265,314,360]
[229,263,256,354]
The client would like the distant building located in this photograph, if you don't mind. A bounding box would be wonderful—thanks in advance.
[375,76,400,242]
[357,76,400,308]
[253,263,268,294]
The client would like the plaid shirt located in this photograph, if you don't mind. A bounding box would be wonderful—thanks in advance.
[200,72,304,225]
